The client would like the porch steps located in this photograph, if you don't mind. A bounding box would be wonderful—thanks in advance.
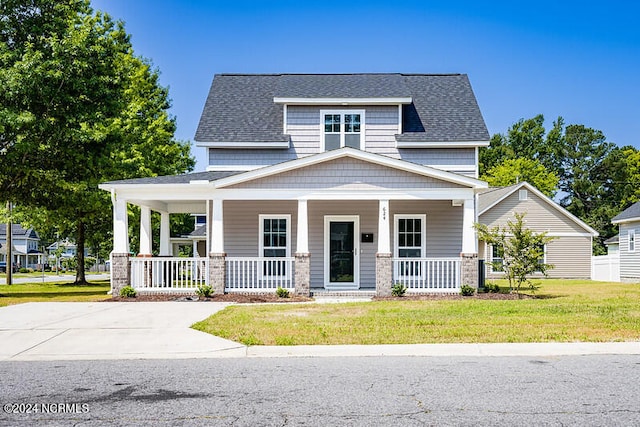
[311,290,376,303]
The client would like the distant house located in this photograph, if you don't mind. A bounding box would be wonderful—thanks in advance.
[611,201,640,282]
[47,240,90,261]
[478,181,598,279]
[0,224,42,269]
[604,235,619,255]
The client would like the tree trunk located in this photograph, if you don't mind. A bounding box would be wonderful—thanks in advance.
[75,220,87,285]
[6,201,12,285]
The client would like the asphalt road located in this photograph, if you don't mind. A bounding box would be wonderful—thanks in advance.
[1,355,639,426]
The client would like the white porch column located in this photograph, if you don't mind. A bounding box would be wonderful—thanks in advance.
[139,206,152,256]
[112,191,129,254]
[462,198,476,254]
[377,199,391,254]
[211,198,224,254]
[296,199,309,254]
[159,211,172,256]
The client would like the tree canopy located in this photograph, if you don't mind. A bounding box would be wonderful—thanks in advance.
[0,0,194,283]
[480,114,640,254]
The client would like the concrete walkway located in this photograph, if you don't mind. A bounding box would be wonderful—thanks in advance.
[0,302,639,361]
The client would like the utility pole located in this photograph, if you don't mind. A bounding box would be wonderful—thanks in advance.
[6,201,12,286]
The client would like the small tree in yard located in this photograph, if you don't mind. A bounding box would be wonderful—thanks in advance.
[475,212,556,295]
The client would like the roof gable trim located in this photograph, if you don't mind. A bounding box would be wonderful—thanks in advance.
[478,182,598,236]
[213,147,487,190]
[274,97,412,105]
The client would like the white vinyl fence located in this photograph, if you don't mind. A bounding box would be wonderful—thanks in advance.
[591,254,620,282]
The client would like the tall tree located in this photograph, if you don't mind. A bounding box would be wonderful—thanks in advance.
[481,157,559,198]
[0,1,194,283]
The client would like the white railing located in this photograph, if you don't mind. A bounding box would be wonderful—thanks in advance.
[226,257,294,292]
[393,257,461,292]
[130,257,208,291]
[592,254,620,282]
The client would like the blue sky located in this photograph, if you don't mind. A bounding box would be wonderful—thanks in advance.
[91,0,640,172]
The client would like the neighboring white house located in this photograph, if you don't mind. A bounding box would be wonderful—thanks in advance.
[611,201,640,282]
[0,224,42,269]
[100,73,492,296]
[477,182,598,279]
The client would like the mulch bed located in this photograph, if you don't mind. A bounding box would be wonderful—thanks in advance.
[374,292,533,301]
[106,293,314,303]
[107,292,530,303]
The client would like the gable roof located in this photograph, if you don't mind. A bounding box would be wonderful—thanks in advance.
[212,147,487,190]
[612,201,640,224]
[0,224,39,239]
[195,73,489,145]
[478,181,598,236]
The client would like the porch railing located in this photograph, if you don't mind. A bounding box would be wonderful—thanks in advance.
[393,257,461,292]
[130,257,208,291]
[226,257,294,292]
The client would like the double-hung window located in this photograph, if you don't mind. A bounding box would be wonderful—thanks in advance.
[490,244,504,272]
[322,110,364,151]
[259,215,291,277]
[395,215,426,278]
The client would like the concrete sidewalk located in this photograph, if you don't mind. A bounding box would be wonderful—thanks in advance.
[0,302,246,361]
[0,302,639,361]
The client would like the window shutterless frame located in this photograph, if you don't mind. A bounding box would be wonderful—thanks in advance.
[258,215,291,279]
[320,109,365,151]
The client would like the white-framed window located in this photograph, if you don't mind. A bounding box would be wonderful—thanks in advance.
[490,244,504,272]
[519,189,528,201]
[259,215,291,277]
[490,243,546,273]
[394,215,426,278]
[321,109,364,151]
[629,230,636,252]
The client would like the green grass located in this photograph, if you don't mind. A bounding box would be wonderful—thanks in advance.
[0,280,111,307]
[192,280,640,345]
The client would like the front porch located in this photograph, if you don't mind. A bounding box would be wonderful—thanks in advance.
[103,148,485,296]
[125,255,468,294]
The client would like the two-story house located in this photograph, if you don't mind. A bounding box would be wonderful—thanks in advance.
[100,73,491,296]
[0,224,42,269]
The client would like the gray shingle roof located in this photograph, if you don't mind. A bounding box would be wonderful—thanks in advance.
[612,201,640,223]
[102,171,243,185]
[194,73,489,144]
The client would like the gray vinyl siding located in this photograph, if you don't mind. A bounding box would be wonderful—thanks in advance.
[480,191,595,279]
[222,201,298,257]
[208,105,477,173]
[391,200,463,257]
[619,222,640,280]
[226,157,466,190]
[546,237,592,278]
[480,191,587,234]
[484,237,592,279]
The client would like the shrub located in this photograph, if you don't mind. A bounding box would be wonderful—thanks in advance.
[196,284,214,299]
[484,282,500,293]
[460,284,475,296]
[119,286,137,298]
[276,287,290,298]
[19,268,29,273]
[391,283,407,297]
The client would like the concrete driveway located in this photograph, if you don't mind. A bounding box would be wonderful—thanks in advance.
[0,302,246,361]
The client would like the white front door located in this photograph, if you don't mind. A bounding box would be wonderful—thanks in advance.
[324,215,360,289]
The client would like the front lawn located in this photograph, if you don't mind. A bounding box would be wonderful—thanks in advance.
[191,280,640,345]
[0,280,111,307]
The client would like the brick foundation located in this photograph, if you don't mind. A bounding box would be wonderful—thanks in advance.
[460,253,479,289]
[376,253,393,297]
[294,253,311,296]
[209,253,226,295]
[110,253,130,295]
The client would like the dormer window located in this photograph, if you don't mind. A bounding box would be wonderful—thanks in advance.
[321,110,364,151]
